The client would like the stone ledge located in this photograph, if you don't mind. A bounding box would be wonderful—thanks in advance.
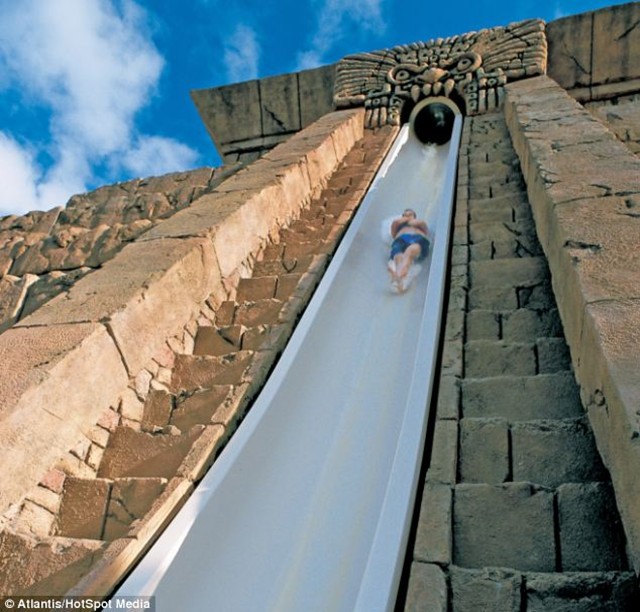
[504,74,640,572]
[0,109,365,518]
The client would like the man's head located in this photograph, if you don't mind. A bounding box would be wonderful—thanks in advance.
[403,208,417,219]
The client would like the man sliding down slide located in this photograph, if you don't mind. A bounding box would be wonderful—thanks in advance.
[387,208,430,294]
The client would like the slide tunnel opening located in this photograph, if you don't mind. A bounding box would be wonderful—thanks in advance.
[409,97,461,145]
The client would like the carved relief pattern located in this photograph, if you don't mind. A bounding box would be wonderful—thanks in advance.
[334,19,547,127]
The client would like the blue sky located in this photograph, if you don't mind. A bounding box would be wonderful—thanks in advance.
[0,0,628,216]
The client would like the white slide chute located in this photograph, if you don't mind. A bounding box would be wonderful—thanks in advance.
[117,105,463,612]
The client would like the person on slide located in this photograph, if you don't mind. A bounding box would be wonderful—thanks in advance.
[388,208,430,292]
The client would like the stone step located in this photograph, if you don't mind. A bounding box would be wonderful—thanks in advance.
[171,351,255,391]
[464,339,571,377]
[459,416,608,486]
[54,476,166,541]
[439,566,637,611]
[466,308,564,343]
[461,373,583,421]
[97,426,204,480]
[0,529,105,596]
[453,482,628,573]
[193,325,244,356]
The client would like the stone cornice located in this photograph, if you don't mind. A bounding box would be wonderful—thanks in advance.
[334,19,547,126]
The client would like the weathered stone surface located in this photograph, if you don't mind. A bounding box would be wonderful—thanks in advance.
[171,385,231,431]
[465,340,536,377]
[414,482,452,565]
[103,477,167,541]
[0,273,38,332]
[426,420,457,484]
[0,323,127,514]
[434,375,460,421]
[17,237,220,376]
[459,418,509,484]
[171,351,254,391]
[462,373,583,421]
[511,418,607,488]
[404,562,447,612]
[55,478,111,540]
[0,530,104,596]
[525,571,639,611]
[234,298,284,327]
[505,75,640,572]
[453,483,556,571]
[141,390,173,432]
[449,566,522,612]
[97,426,204,479]
[466,310,500,341]
[193,326,239,356]
[501,308,563,341]
[536,337,571,373]
[557,482,628,571]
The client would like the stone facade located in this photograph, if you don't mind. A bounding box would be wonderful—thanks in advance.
[0,2,639,607]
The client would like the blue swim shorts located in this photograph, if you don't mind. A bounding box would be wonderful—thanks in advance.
[390,234,430,261]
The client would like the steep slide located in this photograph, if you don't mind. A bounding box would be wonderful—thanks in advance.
[117,108,463,611]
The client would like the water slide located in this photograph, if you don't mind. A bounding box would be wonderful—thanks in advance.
[117,103,463,612]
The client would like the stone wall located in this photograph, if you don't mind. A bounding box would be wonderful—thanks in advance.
[547,2,640,102]
[0,166,246,335]
[505,74,640,573]
[0,108,364,523]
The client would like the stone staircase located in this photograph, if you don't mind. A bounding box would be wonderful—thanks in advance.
[403,113,639,610]
[0,126,397,597]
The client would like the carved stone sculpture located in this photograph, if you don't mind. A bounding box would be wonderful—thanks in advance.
[334,19,547,126]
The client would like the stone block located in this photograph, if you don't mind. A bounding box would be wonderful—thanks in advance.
[176,424,226,482]
[546,11,593,90]
[557,482,628,571]
[434,375,460,421]
[453,483,556,571]
[17,237,219,376]
[141,390,173,432]
[171,385,231,431]
[511,418,607,488]
[450,567,522,612]
[193,326,239,356]
[404,562,447,612]
[525,571,638,611]
[56,478,111,540]
[536,337,571,373]
[470,257,548,290]
[191,80,262,154]
[298,65,336,128]
[0,530,104,597]
[464,340,536,377]
[259,72,301,135]
[459,418,509,484]
[171,351,254,391]
[234,298,284,327]
[236,276,278,302]
[501,308,563,342]
[592,3,640,86]
[462,373,583,421]
[426,421,457,484]
[465,310,500,342]
[103,477,166,541]
[468,286,517,310]
[414,481,452,565]
[97,426,204,480]
[0,324,128,514]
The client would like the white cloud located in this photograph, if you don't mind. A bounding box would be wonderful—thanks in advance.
[123,136,200,178]
[0,0,199,216]
[296,0,386,70]
[0,134,40,215]
[223,24,261,82]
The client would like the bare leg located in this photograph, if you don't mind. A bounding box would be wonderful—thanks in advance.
[396,243,422,279]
